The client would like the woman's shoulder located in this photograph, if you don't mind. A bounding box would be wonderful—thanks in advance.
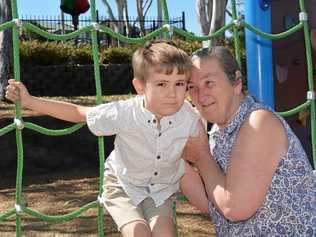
[243,108,285,136]
[236,108,289,160]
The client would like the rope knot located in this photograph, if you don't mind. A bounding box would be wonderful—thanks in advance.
[13,18,23,28]
[92,22,100,31]
[307,91,315,100]
[15,203,25,213]
[14,118,24,130]
[299,12,308,21]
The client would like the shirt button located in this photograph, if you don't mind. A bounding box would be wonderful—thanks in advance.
[156,155,161,160]
[169,121,172,125]
[150,183,154,186]
[158,132,162,137]
[147,120,151,123]
[154,172,158,176]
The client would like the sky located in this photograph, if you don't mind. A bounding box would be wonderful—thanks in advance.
[16,0,201,36]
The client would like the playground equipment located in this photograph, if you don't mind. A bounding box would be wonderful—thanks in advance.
[0,0,315,236]
[60,0,90,43]
[245,0,273,107]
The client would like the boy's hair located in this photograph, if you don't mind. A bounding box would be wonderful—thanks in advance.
[132,39,193,82]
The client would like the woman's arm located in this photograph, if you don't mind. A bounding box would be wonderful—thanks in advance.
[188,109,288,221]
[5,79,90,123]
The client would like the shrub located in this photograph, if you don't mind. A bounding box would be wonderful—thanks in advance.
[20,40,73,65]
[70,43,93,65]
[100,46,134,64]
[19,39,203,66]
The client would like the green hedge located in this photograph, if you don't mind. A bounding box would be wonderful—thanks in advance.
[20,39,202,66]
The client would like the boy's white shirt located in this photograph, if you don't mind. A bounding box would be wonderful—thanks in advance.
[86,95,200,207]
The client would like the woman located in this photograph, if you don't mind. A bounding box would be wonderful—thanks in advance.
[185,47,316,236]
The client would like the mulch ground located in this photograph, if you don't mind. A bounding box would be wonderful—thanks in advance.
[0,169,215,237]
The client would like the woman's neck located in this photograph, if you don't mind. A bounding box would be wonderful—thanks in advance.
[218,94,245,132]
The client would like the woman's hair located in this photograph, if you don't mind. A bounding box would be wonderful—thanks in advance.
[191,46,243,85]
[132,39,193,82]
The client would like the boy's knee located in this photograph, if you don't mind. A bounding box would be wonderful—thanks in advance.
[120,219,151,237]
[150,216,176,237]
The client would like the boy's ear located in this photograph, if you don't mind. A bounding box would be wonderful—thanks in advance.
[132,78,145,95]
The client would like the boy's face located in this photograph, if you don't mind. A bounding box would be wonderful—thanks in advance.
[133,69,188,120]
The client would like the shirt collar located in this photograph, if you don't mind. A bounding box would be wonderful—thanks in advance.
[135,95,185,130]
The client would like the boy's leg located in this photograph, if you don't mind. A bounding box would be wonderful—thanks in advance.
[120,220,151,237]
[102,166,151,236]
[180,161,209,213]
[150,216,175,237]
[143,196,176,237]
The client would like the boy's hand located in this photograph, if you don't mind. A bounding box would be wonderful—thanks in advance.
[5,79,31,107]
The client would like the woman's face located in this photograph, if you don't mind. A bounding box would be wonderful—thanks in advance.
[188,57,243,129]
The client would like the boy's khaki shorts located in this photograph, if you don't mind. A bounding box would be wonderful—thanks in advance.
[101,168,175,230]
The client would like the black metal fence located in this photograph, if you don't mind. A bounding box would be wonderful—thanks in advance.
[21,11,185,46]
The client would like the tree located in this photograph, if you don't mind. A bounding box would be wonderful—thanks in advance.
[196,0,228,46]
[101,0,153,37]
[102,0,128,34]
[135,0,153,36]
[0,0,12,100]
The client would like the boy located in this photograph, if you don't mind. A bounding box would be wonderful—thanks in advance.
[6,40,208,237]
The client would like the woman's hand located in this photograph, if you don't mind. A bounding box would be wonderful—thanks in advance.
[183,120,210,163]
[5,79,32,107]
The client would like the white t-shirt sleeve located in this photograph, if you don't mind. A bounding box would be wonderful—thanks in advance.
[86,102,121,136]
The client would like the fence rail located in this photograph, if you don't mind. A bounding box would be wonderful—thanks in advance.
[21,11,185,45]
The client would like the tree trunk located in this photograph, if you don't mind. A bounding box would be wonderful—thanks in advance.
[0,0,12,100]
[136,0,145,36]
[136,0,153,36]
[116,0,125,35]
[157,0,162,28]
[196,0,211,36]
[196,0,228,46]
[209,0,227,46]
[123,0,130,37]
[101,0,119,33]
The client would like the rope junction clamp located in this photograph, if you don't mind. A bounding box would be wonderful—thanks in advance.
[163,24,173,34]
[307,91,315,100]
[202,40,210,48]
[14,118,24,130]
[97,195,103,204]
[13,18,23,28]
[92,22,100,31]
[299,12,308,21]
[233,15,243,28]
[15,204,25,213]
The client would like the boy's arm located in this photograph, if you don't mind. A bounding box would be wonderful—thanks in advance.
[5,79,89,123]
[26,96,89,123]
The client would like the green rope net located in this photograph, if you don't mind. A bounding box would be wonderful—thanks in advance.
[0,0,315,236]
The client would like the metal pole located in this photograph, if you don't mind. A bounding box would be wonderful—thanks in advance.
[182,11,185,30]
[245,0,274,107]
